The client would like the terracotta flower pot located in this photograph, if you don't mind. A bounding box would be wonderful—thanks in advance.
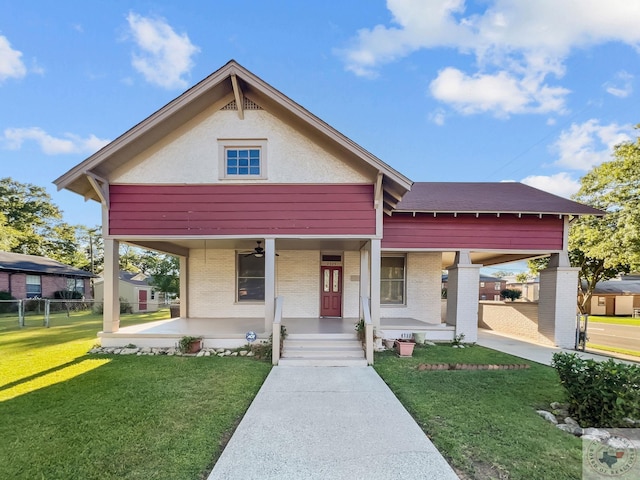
[395,339,415,357]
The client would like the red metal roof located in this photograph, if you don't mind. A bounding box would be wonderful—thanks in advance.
[394,182,603,216]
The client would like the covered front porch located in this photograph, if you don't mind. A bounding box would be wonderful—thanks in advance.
[99,315,455,349]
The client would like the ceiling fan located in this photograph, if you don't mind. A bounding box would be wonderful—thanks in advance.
[242,240,278,258]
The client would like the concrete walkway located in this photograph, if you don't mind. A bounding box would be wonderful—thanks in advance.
[477,329,639,366]
[208,366,459,480]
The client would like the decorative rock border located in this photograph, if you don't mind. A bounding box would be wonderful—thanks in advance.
[88,346,255,357]
[537,402,640,438]
[416,363,530,371]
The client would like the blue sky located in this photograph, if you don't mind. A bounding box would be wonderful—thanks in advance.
[1,0,639,241]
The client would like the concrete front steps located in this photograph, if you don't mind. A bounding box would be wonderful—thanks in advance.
[279,333,367,366]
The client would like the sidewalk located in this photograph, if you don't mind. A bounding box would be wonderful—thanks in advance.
[477,329,639,366]
[208,366,459,480]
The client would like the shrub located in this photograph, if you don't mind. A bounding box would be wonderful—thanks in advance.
[552,352,640,427]
[0,291,16,313]
[52,290,83,299]
[500,288,522,301]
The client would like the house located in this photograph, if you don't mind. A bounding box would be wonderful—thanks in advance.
[0,251,93,299]
[93,271,159,313]
[442,273,506,301]
[504,275,540,302]
[588,275,640,316]
[53,60,601,363]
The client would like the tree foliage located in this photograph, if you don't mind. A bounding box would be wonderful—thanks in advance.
[528,132,640,313]
[500,288,522,301]
[0,177,99,269]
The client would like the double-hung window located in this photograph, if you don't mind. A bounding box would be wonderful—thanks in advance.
[66,278,85,296]
[380,256,406,305]
[26,275,42,298]
[237,254,265,302]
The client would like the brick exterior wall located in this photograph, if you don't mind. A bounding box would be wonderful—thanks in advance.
[0,272,92,299]
[381,252,442,323]
[478,302,542,342]
[478,280,506,301]
[277,250,320,318]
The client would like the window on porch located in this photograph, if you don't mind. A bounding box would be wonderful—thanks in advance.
[381,256,405,305]
[237,254,265,301]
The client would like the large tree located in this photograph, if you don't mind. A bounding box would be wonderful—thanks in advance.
[0,177,96,270]
[529,131,640,313]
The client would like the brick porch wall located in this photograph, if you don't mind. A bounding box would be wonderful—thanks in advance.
[478,301,546,343]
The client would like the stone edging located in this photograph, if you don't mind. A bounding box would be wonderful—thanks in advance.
[417,363,530,371]
[88,346,254,357]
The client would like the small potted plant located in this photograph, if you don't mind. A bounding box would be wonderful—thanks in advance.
[178,335,203,354]
[395,338,416,357]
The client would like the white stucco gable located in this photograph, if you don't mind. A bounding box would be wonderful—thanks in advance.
[110,102,371,184]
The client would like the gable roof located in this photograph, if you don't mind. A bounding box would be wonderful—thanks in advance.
[592,275,640,295]
[394,182,603,216]
[442,273,504,283]
[54,60,412,213]
[94,270,151,286]
[0,251,94,277]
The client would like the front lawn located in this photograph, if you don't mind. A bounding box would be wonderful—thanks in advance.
[589,315,640,326]
[0,310,271,479]
[375,345,582,480]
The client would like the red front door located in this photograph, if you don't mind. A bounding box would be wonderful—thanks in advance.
[138,289,148,311]
[320,266,342,317]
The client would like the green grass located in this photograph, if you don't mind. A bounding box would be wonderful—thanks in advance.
[589,315,640,326]
[0,310,271,479]
[374,345,582,480]
[587,343,640,358]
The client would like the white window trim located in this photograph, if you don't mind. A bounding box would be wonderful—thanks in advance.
[381,254,407,307]
[218,138,268,180]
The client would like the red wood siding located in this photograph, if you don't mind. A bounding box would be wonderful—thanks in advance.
[109,184,375,236]
[382,214,564,250]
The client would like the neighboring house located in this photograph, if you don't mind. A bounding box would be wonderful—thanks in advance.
[588,275,640,316]
[0,251,93,299]
[442,273,506,301]
[504,275,540,302]
[54,60,601,358]
[93,271,159,313]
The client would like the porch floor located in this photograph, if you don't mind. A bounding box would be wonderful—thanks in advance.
[99,316,453,348]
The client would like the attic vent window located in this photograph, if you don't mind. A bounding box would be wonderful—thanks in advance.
[226,148,260,176]
[218,139,268,180]
[221,98,263,111]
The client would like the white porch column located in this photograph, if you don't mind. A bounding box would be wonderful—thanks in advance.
[446,251,481,343]
[359,242,370,319]
[179,255,189,318]
[538,252,579,348]
[264,238,276,333]
[103,238,120,333]
[370,239,381,328]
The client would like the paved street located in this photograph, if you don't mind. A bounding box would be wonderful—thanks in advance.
[587,321,640,353]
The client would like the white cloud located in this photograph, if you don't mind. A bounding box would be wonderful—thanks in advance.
[429,108,446,125]
[0,35,27,82]
[551,120,633,170]
[429,67,568,116]
[3,127,109,155]
[521,173,581,198]
[126,12,199,89]
[340,0,640,115]
[604,70,633,98]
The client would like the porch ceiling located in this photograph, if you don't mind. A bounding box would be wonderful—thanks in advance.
[124,237,547,269]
